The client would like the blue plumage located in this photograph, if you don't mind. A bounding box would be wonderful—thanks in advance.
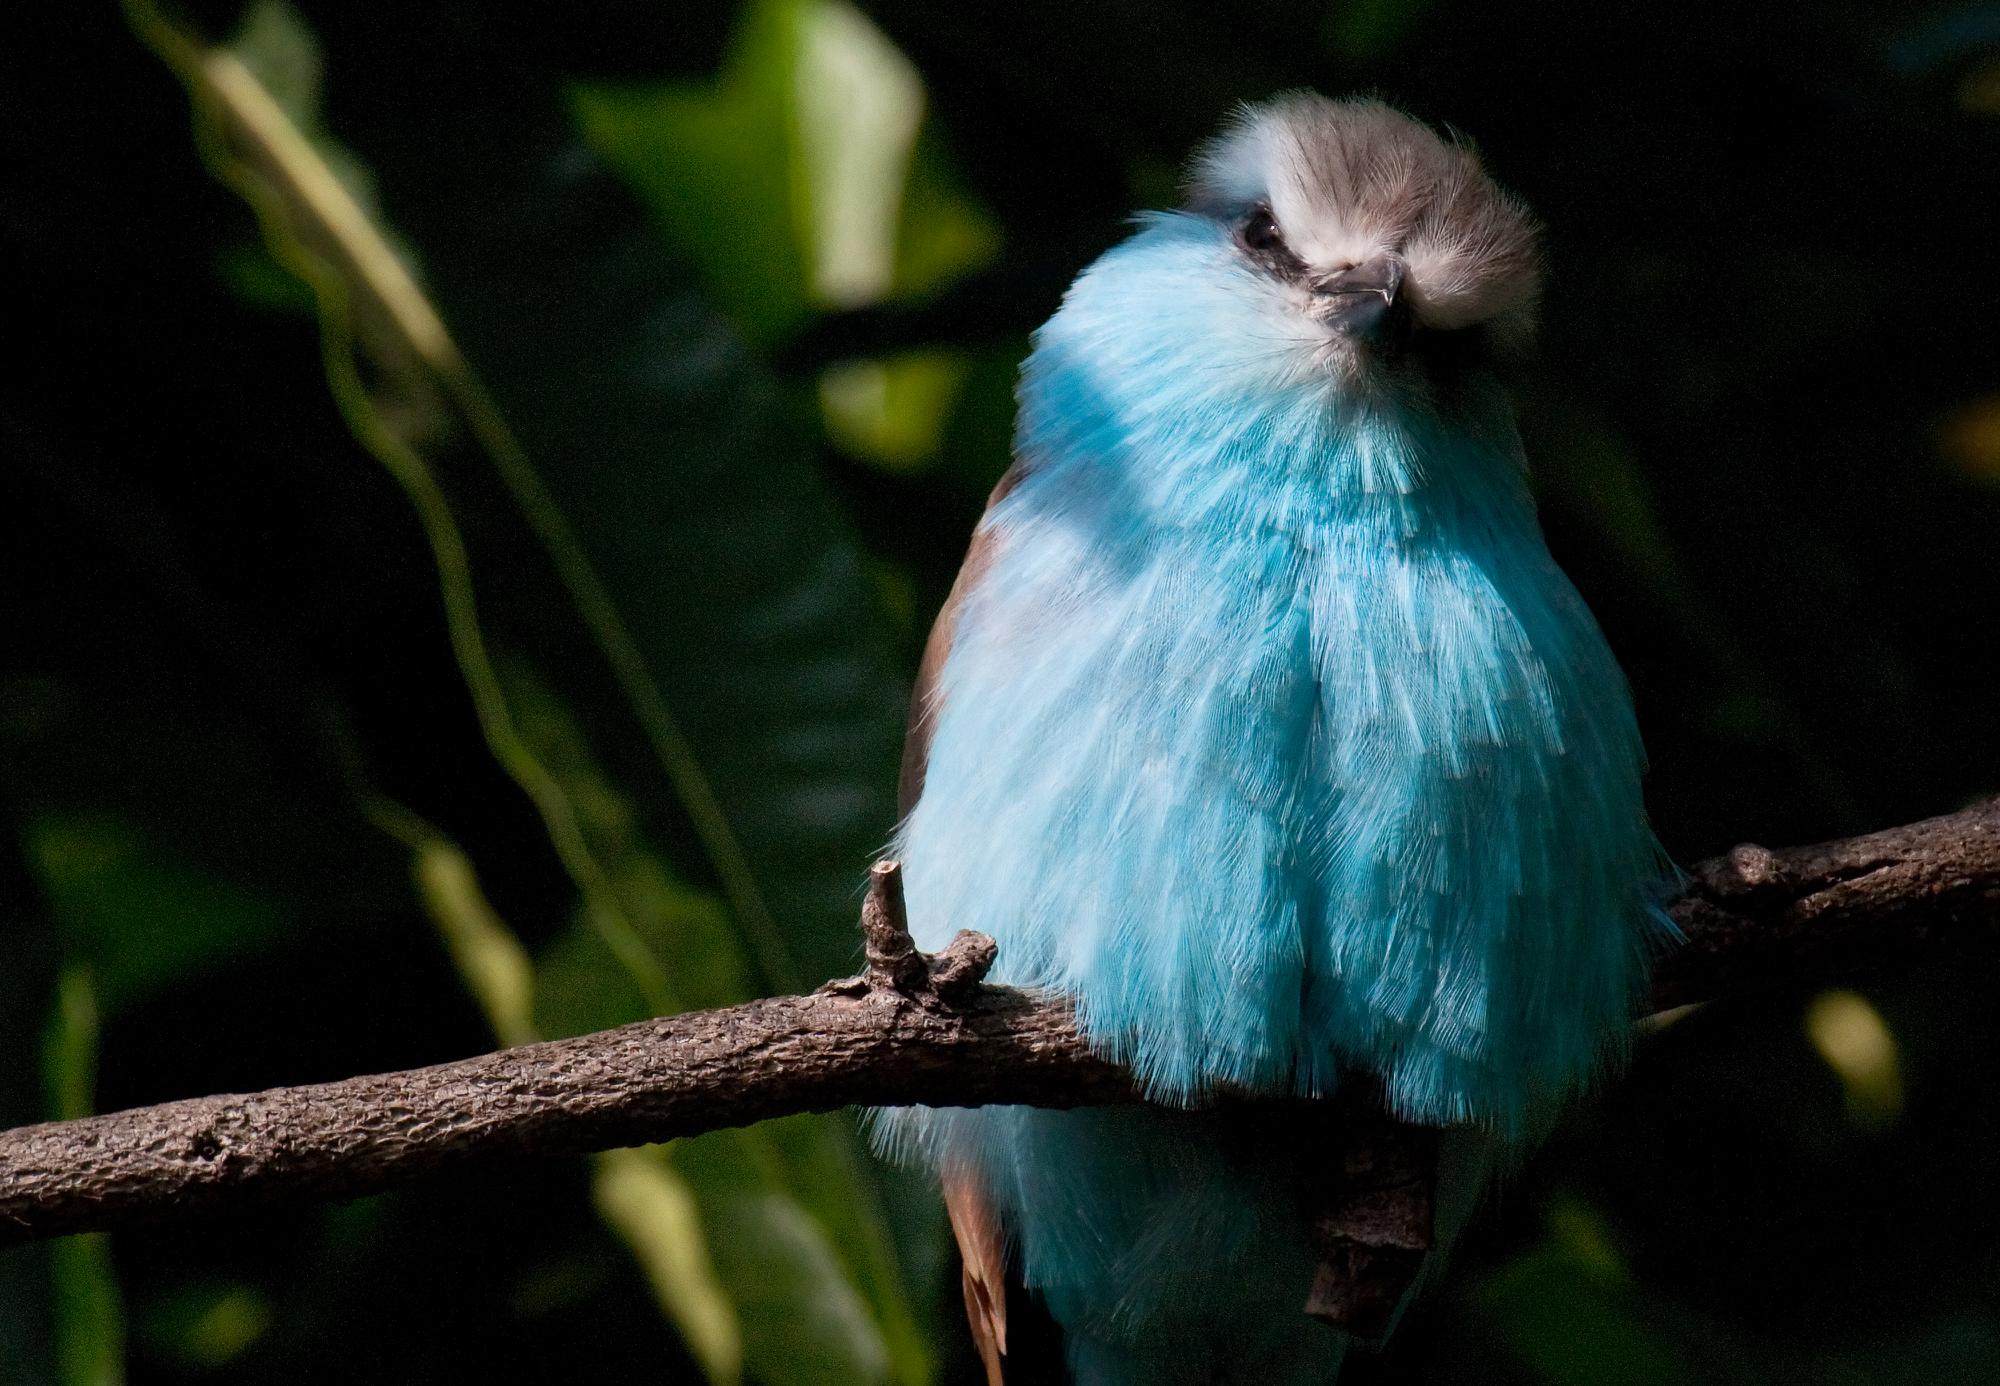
[876,95,1668,1385]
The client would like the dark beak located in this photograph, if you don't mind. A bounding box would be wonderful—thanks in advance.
[1312,255,1409,351]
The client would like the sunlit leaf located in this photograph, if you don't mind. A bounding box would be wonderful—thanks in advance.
[1804,989,1904,1129]
[577,0,997,468]
[413,839,537,1049]
[820,353,975,471]
[594,1149,746,1384]
[792,0,926,311]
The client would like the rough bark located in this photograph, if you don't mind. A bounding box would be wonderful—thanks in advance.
[2,803,1996,1324]
[1651,798,2000,1008]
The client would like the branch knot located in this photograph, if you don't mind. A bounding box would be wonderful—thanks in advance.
[1716,842,1785,897]
[845,860,997,1009]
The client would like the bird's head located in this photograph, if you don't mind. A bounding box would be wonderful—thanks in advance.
[1029,93,1542,459]
[1185,93,1540,385]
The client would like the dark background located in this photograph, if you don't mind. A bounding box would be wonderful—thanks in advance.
[3,1,1998,1382]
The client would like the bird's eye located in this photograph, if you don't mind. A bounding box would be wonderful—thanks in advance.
[1240,205,1283,253]
[1235,204,1307,280]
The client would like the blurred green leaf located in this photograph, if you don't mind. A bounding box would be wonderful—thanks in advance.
[573,4,813,344]
[1477,1249,1691,1386]
[594,1148,747,1384]
[533,917,653,1042]
[130,17,935,1374]
[27,816,286,1012]
[228,0,321,125]
[42,968,126,1386]
[43,968,102,1125]
[134,1282,271,1373]
[405,834,745,1383]
[212,239,316,313]
[412,838,540,1049]
[410,819,911,1386]
[694,1175,895,1384]
[891,126,1001,301]
[578,0,997,469]
[820,352,975,471]
[1,668,405,1018]
[506,666,754,1017]
[48,1237,122,1386]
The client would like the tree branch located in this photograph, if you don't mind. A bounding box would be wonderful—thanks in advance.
[1650,799,2000,1008]
[3,802,1996,1328]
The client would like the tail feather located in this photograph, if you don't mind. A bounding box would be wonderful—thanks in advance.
[878,1103,1353,1385]
[944,1171,1010,1385]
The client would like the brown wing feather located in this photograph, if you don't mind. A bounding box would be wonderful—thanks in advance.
[899,459,1032,1384]
[945,1172,1010,1386]
[898,459,1032,817]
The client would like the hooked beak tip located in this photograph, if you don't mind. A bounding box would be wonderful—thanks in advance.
[1314,256,1409,351]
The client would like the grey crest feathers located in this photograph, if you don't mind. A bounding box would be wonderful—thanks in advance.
[1188,93,1541,335]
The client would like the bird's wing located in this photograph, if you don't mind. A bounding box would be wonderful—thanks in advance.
[897,458,1032,818]
[900,458,1032,1386]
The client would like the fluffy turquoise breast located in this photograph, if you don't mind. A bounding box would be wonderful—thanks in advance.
[895,232,1664,1132]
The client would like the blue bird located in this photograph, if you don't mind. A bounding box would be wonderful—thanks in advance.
[875,93,1668,1385]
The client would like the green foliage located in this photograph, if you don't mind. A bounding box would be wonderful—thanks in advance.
[44,971,126,1386]
[137,2,936,1378]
